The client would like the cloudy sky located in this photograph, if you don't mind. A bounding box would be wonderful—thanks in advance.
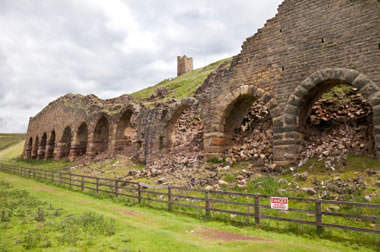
[0,0,283,133]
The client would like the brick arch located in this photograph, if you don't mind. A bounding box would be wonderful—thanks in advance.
[165,98,199,150]
[70,122,88,159]
[25,137,33,159]
[275,68,380,165]
[204,85,272,157]
[46,130,56,160]
[59,126,72,158]
[37,133,47,160]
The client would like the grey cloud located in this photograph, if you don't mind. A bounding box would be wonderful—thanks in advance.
[0,0,283,132]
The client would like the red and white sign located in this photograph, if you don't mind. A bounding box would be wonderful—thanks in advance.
[270,197,288,210]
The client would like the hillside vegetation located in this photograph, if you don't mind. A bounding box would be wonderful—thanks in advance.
[128,57,232,104]
[0,173,374,252]
[0,134,25,160]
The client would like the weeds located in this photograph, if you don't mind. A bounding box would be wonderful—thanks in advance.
[0,179,118,250]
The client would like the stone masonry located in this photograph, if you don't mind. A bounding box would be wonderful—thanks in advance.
[23,0,380,166]
[177,55,193,76]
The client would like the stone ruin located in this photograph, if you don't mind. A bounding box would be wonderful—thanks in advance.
[23,0,380,169]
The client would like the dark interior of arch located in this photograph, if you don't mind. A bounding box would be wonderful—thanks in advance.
[224,96,273,164]
[39,133,47,159]
[61,127,72,158]
[299,81,375,162]
[27,137,33,159]
[115,111,136,154]
[224,95,257,135]
[77,123,88,156]
[94,117,109,154]
[46,131,55,160]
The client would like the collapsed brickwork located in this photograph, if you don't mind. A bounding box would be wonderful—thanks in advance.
[23,0,380,167]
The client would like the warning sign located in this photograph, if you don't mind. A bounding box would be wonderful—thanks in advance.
[270,197,288,210]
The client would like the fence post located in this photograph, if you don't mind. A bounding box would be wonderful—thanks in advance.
[44,170,47,181]
[315,200,323,233]
[96,178,99,194]
[168,186,172,211]
[52,172,54,183]
[205,191,210,218]
[60,172,62,185]
[81,176,84,192]
[138,184,142,204]
[254,194,261,225]
[115,180,119,197]
[69,174,72,189]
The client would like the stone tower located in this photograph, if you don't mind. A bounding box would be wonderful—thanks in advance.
[177,55,193,76]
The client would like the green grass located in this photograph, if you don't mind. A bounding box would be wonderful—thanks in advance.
[129,57,232,104]
[0,134,25,152]
[1,173,376,252]
[1,158,72,172]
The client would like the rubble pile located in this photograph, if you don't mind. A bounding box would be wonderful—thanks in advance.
[300,86,374,168]
[224,100,273,166]
[126,107,206,186]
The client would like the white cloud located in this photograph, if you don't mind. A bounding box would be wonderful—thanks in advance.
[0,0,283,133]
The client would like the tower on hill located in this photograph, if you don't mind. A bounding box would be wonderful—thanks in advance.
[177,55,193,76]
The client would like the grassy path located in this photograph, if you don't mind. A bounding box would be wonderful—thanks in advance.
[0,172,375,252]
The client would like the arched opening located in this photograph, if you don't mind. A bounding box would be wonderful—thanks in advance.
[26,137,33,159]
[278,68,380,165]
[77,123,88,156]
[38,133,47,160]
[223,96,273,165]
[60,127,72,158]
[46,131,56,160]
[32,136,39,160]
[299,82,374,164]
[169,106,204,152]
[115,111,137,155]
[93,116,109,155]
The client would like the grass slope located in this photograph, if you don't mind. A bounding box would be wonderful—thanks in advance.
[0,134,25,152]
[0,172,374,252]
[129,57,232,104]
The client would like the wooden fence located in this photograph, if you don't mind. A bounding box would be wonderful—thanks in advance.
[0,163,379,235]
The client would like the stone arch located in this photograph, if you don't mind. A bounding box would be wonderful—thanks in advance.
[26,137,33,159]
[46,130,56,160]
[75,122,88,157]
[204,85,271,157]
[165,98,200,151]
[38,133,47,160]
[60,126,72,158]
[32,136,39,160]
[93,116,109,155]
[276,68,380,165]
[167,104,191,149]
[115,110,137,153]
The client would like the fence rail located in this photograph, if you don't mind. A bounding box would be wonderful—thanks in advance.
[0,163,379,235]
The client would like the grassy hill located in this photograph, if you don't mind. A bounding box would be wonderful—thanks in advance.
[1,173,374,251]
[128,57,232,104]
[0,133,25,160]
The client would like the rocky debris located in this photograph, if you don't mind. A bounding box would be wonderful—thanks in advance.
[125,107,207,187]
[302,187,317,196]
[294,172,308,181]
[224,100,273,165]
[148,87,169,101]
[312,176,367,200]
[299,86,374,168]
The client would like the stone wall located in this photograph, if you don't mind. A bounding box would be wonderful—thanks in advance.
[200,0,380,165]
[177,56,193,76]
[23,0,380,166]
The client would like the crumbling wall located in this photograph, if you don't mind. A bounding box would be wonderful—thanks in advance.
[201,0,380,165]
[24,0,380,166]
